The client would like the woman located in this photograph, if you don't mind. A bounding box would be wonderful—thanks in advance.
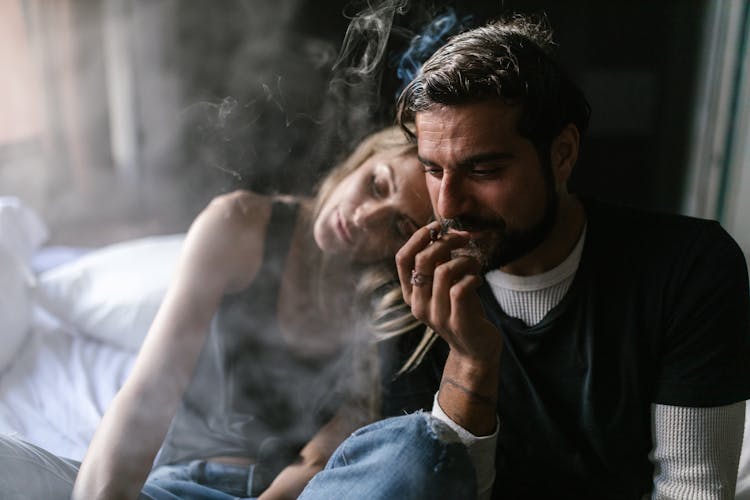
[0,126,433,500]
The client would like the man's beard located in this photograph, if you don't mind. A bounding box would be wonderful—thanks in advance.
[445,164,559,272]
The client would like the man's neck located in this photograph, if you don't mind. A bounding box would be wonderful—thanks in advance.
[499,195,586,277]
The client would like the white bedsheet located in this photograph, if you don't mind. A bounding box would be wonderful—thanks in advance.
[0,305,135,461]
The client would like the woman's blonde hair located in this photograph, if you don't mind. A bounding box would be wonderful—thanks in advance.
[357,263,436,376]
[320,126,436,373]
[313,126,435,417]
[313,126,417,221]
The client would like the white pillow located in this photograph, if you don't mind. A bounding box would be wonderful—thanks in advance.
[34,234,185,352]
[0,197,49,262]
[0,242,33,372]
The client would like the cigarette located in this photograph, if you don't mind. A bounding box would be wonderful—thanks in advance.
[429,219,461,242]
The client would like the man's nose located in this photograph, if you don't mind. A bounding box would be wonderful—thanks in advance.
[436,174,470,219]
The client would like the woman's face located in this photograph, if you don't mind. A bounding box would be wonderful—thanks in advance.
[314,149,432,263]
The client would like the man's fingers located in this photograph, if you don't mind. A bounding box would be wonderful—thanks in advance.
[449,272,484,305]
[412,231,471,275]
[431,256,482,328]
[396,221,441,304]
[408,232,472,321]
[396,222,470,304]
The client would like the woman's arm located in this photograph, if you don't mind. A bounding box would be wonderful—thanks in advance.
[258,402,370,500]
[72,191,271,500]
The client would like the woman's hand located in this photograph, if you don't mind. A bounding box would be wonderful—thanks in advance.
[257,460,324,500]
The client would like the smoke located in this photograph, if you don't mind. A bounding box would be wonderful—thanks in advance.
[333,0,409,85]
[393,7,475,95]
[297,0,414,174]
[0,1,436,494]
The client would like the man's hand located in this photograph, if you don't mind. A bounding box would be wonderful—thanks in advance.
[396,222,502,435]
[396,221,502,363]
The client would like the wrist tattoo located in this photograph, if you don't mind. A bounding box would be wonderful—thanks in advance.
[441,377,497,407]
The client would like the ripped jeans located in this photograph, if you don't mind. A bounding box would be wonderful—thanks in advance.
[300,412,477,499]
[0,413,476,499]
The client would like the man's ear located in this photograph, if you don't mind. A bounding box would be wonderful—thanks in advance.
[550,123,580,186]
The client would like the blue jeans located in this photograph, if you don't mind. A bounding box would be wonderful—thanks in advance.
[145,460,258,499]
[301,412,477,499]
[0,413,476,499]
[0,435,257,500]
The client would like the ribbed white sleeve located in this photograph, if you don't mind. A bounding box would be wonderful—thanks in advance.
[650,401,746,499]
[431,398,746,499]
[431,392,497,500]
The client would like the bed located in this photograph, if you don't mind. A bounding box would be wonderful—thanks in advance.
[0,196,749,497]
[0,196,183,462]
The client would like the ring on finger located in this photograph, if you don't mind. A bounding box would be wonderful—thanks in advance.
[410,269,433,287]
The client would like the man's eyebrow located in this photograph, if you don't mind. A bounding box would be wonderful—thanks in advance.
[417,155,438,167]
[417,152,515,169]
[457,152,515,167]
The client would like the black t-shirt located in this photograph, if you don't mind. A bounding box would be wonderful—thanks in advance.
[380,198,750,499]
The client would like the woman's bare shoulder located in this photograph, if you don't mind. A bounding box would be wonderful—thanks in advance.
[205,189,272,221]
[185,190,280,291]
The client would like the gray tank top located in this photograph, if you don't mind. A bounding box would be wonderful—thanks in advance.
[155,200,345,481]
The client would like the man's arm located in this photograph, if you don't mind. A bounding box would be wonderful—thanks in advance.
[651,402,746,499]
[432,393,498,500]
[395,222,503,436]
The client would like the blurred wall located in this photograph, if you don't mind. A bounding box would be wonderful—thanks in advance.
[0,0,713,244]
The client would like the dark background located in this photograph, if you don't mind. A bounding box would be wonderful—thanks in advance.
[2,0,706,243]
[169,0,706,216]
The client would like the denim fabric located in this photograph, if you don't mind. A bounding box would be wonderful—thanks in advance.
[146,460,258,499]
[142,479,256,500]
[1,414,476,499]
[0,434,259,500]
[300,412,477,500]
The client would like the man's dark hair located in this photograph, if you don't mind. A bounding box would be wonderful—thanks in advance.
[396,15,591,158]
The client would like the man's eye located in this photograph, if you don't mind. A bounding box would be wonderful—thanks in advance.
[423,166,443,178]
[471,166,503,177]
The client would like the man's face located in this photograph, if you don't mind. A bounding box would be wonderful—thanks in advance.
[415,100,559,270]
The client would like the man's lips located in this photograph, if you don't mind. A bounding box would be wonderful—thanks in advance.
[441,217,503,238]
[442,226,488,240]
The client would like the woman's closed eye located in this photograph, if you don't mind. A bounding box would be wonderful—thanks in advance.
[370,174,389,198]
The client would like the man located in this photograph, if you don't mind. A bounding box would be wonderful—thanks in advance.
[301,14,750,500]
